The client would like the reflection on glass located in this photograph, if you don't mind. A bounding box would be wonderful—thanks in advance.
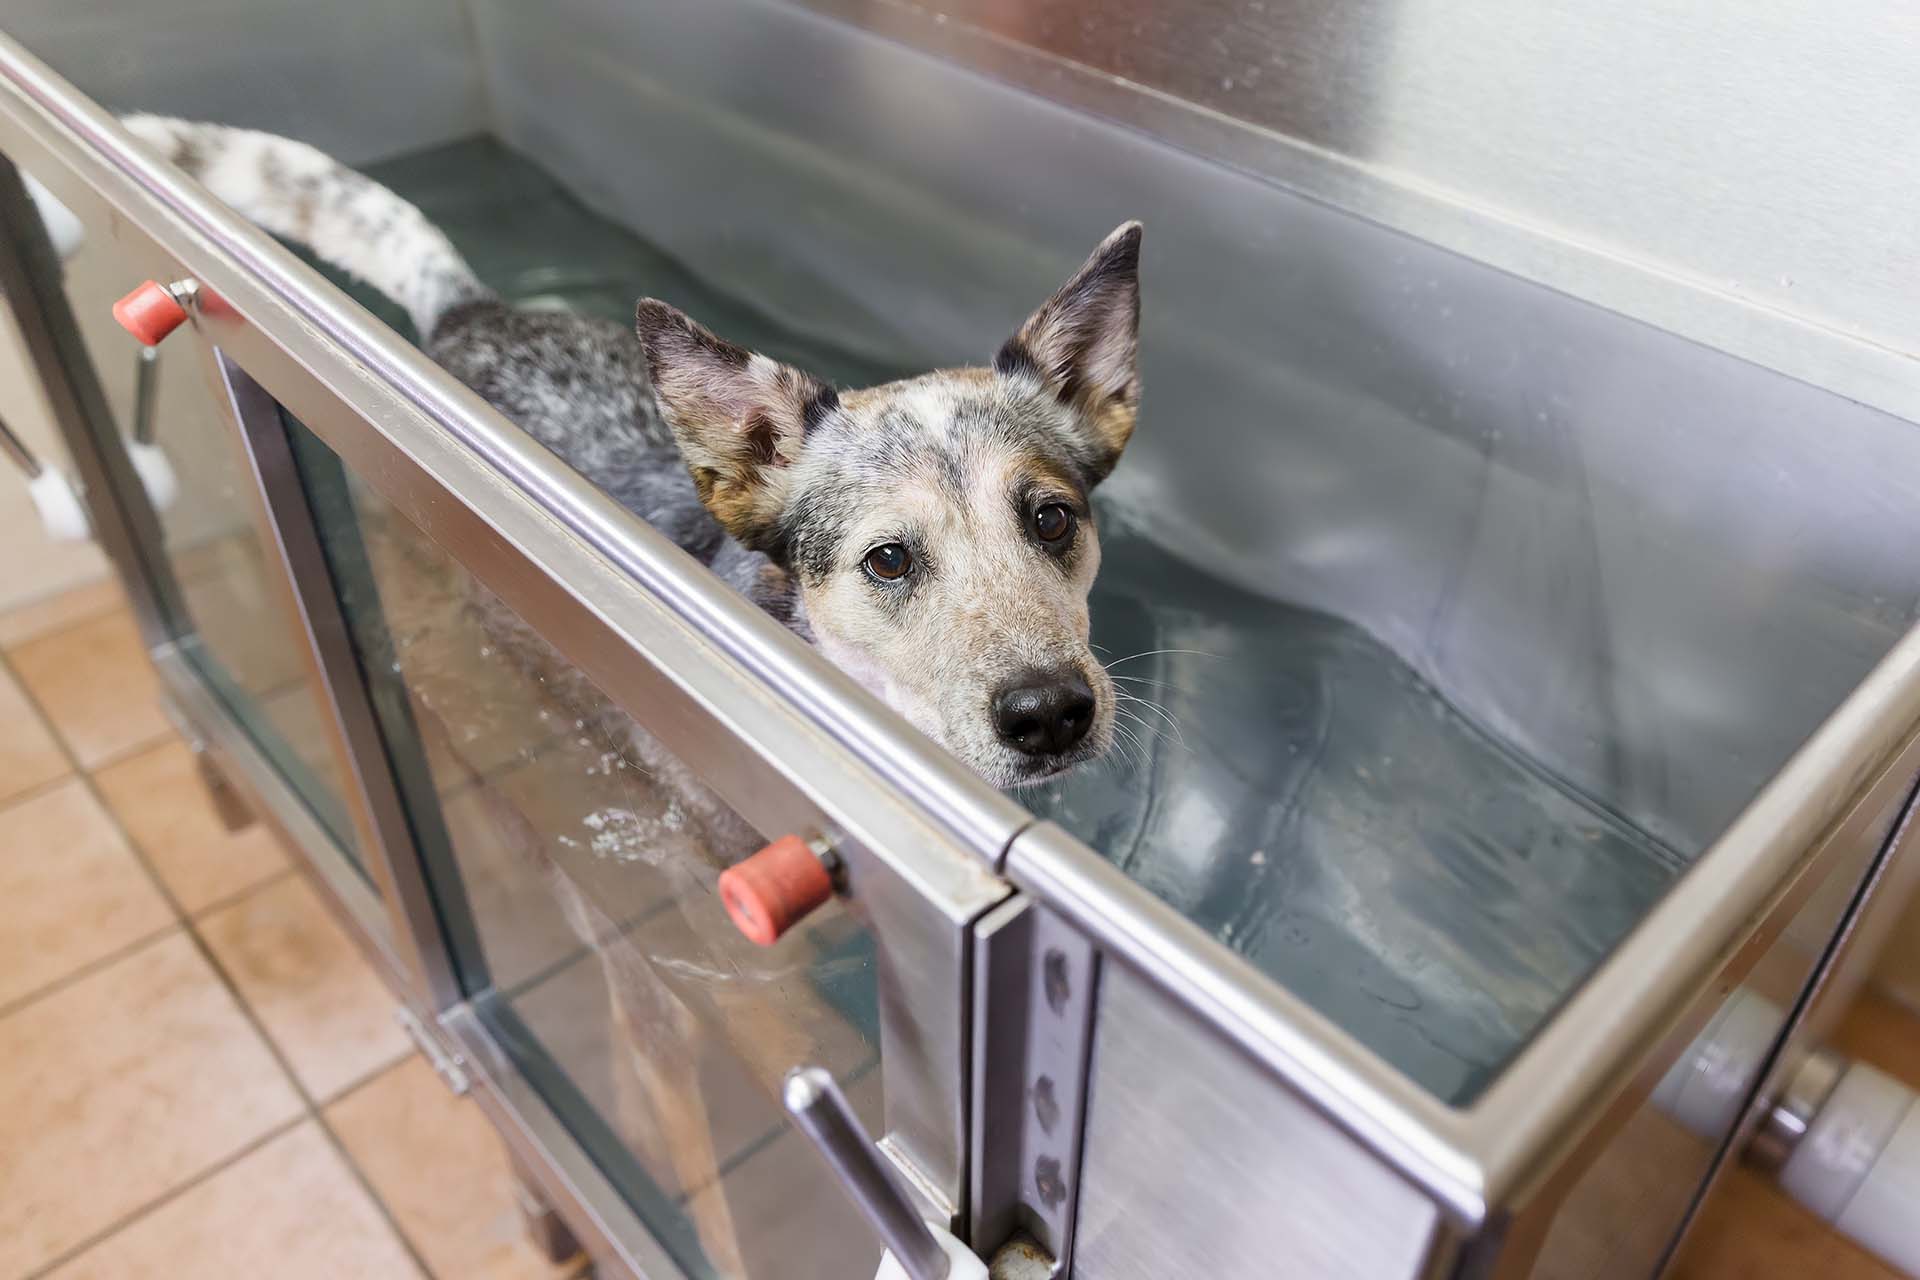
[286,413,883,1280]
[49,192,358,858]
[1525,797,1898,1278]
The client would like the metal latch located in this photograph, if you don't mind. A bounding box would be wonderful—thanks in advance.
[397,1006,472,1095]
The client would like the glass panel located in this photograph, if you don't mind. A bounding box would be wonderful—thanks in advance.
[1527,778,1904,1279]
[34,166,359,859]
[284,411,885,1280]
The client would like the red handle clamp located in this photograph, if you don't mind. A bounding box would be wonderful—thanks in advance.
[718,835,836,947]
[112,280,191,346]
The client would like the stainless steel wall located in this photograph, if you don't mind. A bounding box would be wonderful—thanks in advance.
[857,0,1920,366]
[467,0,1920,856]
[5,0,487,163]
[1073,966,1442,1279]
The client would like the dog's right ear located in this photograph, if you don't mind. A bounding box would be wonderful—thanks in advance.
[635,299,838,554]
[994,221,1143,485]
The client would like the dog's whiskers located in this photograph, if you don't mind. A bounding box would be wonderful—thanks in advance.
[1112,708,1162,766]
[1113,688,1188,751]
[1108,717,1151,773]
[1104,646,1219,668]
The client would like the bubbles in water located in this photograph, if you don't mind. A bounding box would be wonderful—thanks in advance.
[581,806,650,862]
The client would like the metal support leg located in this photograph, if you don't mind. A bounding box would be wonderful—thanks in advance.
[510,1148,585,1268]
[190,739,257,833]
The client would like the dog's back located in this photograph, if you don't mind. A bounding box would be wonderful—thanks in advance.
[119,114,756,598]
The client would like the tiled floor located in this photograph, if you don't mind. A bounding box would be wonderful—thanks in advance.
[0,581,586,1280]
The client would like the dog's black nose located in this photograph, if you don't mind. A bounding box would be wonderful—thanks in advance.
[992,669,1096,756]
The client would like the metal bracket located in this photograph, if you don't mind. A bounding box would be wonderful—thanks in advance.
[969,897,1097,1275]
[397,1006,472,1096]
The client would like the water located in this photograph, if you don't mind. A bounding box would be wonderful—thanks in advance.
[323,136,1683,1104]
[1033,525,1682,1101]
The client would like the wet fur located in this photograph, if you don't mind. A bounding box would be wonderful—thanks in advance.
[124,112,1142,789]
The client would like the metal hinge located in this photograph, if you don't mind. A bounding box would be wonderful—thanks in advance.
[397,1006,472,1095]
[969,897,1098,1275]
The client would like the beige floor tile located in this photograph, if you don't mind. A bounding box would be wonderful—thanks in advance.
[0,780,174,1009]
[0,932,305,1275]
[43,1122,423,1280]
[200,875,409,1102]
[10,608,169,767]
[328,1056,581,1280]
[0,576,123,650]
[0,663,68,805]
[94,737,290,914]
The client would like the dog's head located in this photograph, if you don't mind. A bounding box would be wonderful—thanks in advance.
[635,223,1142,788]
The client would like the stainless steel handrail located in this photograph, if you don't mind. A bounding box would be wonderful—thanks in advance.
[0,33,1029,875]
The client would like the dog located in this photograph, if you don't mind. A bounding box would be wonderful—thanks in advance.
[120,114,1142,1274]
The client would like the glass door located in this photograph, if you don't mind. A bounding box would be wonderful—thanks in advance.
[279,404,888,1278]
[0,155,363,867]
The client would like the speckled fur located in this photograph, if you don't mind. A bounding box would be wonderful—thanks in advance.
[125,115,1143,788]
[121,115,488,336]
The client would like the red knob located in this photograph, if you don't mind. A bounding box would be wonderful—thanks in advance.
[718,835,835,947]
[112,280,189,346]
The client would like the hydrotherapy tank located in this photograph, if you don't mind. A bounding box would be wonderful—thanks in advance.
[3,2,1918,1276]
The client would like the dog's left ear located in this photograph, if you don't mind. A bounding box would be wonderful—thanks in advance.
[635,299,837,555]
[995,221,1142,484]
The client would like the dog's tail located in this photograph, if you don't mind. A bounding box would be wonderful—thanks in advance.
[119,114,491,338]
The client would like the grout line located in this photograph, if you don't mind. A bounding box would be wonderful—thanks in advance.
[0,592,124,655]
[319,1050,416,1111]
[310,1095,443,1280]
[0,657,86,810]
[0,922,183,1024]
[0,647,444,1280]
[184,865,301,923]
[313,1044,415,1111]
[0,766,83,814]
[78,725,187,775]
[6,641,583,1280]
[15,1113,311,1280]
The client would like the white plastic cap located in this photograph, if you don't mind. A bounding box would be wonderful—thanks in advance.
[128,441,178,512]
[875,1220,988,1280]
[1651,990,1782,1141]
[28,468,89,541]
[1779,1061,1920,1275]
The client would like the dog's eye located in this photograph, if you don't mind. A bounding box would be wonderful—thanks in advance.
[1034,502,1075,544]
[864,543,913,580]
